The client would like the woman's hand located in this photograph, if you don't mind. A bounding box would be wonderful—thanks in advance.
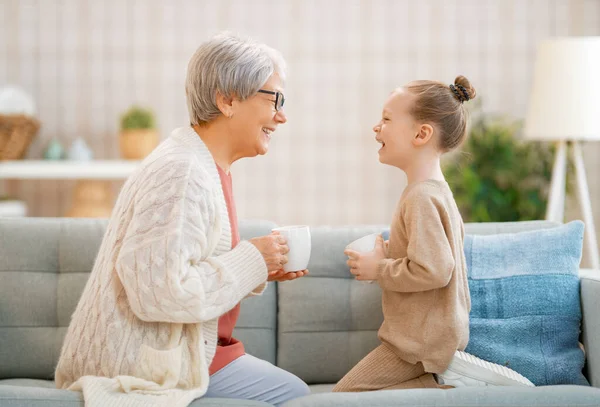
[344,234,386,281]
[267,269,309,282]
[249,233,289,272]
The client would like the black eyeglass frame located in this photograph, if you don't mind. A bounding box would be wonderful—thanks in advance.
[257,89,285,111]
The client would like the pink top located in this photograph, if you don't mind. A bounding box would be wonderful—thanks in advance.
[208,166,245,375]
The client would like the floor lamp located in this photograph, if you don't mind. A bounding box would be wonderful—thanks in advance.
[524,37,600,270]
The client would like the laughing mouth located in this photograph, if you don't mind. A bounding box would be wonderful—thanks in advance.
[262,127,275,139]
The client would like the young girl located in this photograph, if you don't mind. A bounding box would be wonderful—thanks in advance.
[335,76,534,391]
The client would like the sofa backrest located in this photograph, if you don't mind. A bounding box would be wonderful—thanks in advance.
[0,217,278,380]
[236,220,279,364]
[0,217,561,382]
[275,225,388,384]
[0,218,106,380]
[275,220,562,384]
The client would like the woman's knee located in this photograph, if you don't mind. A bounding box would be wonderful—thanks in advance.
[286,374,310,399]
[266,372,310,406]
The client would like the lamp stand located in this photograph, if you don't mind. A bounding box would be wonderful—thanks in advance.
[547,140,600,269]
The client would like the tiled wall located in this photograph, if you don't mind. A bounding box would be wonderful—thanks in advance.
[2,0,600,229]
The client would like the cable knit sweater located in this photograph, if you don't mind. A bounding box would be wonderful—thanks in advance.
[55,126,269,407]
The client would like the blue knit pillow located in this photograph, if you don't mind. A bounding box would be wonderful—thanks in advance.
[464,221,588,386]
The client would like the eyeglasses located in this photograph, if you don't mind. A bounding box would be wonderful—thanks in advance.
[257,89,285,111]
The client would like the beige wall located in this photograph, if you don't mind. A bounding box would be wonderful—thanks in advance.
[2,0,600,231]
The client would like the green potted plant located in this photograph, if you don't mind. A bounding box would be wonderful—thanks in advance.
[119,106,158,159]
[443,110,570,222]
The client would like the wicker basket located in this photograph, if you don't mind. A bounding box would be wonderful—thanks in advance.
[0,114,40,160]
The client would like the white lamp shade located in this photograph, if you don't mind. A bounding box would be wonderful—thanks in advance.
[524,37,600,141]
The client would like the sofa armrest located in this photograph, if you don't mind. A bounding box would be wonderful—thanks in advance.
[580,268,600,387]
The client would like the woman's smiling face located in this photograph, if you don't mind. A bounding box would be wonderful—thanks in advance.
[228,73,288,158]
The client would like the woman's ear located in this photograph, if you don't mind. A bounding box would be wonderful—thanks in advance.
[412,124,434,147]
[216,92,235,118]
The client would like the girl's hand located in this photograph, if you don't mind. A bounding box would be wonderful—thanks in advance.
[344,235,386,281]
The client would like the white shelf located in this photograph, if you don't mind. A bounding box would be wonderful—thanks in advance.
[0,160,141,180]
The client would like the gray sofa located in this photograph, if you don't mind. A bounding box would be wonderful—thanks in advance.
[1,217,600,407]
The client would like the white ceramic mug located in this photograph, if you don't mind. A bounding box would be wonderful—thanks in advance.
[346,233,379,253]
[271,225,311,272]
[346,233,381,283]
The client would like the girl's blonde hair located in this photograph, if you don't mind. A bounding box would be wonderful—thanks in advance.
[404,75,477,151]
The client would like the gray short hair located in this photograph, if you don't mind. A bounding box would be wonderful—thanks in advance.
[185,33,287,125]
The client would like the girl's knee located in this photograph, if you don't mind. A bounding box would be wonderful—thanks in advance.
[332,380,354,393]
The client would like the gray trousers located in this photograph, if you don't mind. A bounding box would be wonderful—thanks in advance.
[206,354,310,406]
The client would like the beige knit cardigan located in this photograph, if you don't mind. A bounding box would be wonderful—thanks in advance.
[55,126,268,407]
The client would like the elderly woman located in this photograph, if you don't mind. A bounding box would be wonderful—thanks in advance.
[55,34,310,407]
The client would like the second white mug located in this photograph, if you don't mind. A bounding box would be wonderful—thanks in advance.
[271,225,311,272]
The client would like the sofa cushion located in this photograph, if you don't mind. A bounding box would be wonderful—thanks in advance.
[0,384,83,407]
[276,221,569,385]
[0,379,56,388]
[308,384,335,394]
[465,221,587,386]
[0,218,107,380]
[282,386,600,407]
[237,219,279,364]
[277,225,388,384]
[0,217,279,380]
[0,384,271,407]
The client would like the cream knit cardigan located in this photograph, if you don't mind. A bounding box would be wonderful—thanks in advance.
[55,126,269,407]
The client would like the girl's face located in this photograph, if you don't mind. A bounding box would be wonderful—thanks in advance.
[372,88,421,170]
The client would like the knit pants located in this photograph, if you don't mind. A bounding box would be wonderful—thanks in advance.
[333,344,443,392]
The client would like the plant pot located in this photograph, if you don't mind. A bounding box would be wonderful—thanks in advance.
[119,129,159,160]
